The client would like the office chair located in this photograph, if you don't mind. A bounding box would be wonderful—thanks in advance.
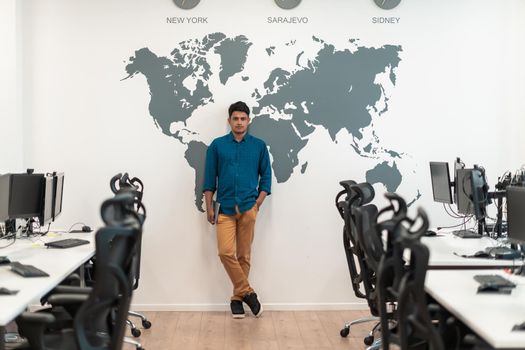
[336,181,382,347]
[33,193,146,350]
[346,183,415,349]
[109,173,151,337]
[376,199,445,350]
[15,197,142,350]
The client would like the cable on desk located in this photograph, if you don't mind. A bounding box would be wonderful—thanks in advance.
[444,204,463,219]
[0,232,17,249]
[67,222,87,233]
[33,223,51,236]
[437,215,473,230]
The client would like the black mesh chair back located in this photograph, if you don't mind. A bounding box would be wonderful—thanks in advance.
[335,180,365,298]
[397,240,444,350]
[350,183,381,271]
[101,192,145,292]
[337,181,380,298]
[377,202,444,350]
[351,203,380,316]
[74,222,140,350]
[376,193,412,346]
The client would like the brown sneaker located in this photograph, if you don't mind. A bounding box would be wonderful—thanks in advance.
[230,300,245,319]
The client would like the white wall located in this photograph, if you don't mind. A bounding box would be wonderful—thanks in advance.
[18,0,525,310]
[0,0,24,172]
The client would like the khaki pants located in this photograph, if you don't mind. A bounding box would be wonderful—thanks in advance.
[216,205,258,301]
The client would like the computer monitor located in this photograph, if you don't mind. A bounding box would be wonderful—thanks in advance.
[456,168,474,216]
[0,174,10,222]
[453,157,465,204]
[470,167,489,221]
[8,173,44,219]
[53,173,64,220]
[429,162,453,204]
[507,186,525,244]
[39,176,55,226]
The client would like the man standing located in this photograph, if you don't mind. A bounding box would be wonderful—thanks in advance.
[203,101,272,319]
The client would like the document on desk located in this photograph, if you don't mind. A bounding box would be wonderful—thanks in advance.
[213,200,220,225]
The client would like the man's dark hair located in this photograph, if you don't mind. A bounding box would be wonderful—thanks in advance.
[228,101,250,118]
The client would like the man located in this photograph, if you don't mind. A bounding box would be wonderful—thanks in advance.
[203,101,272,319]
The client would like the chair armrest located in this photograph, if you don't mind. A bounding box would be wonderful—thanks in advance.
[61,272,81,285]
[47,293,89,320]
[51,286,92,295]
[41,286,92,305]
[16,312,56,349]
[17,312,55,324]
[48,293,89,306]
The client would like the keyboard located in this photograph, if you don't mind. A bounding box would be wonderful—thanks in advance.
[453,229,482,239]
[45,238,90,249]
[10,262,49,277]
[474,274,516,288]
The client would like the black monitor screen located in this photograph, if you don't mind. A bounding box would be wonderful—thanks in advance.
[53,173,64,220]
[456,168,474,216]
[430,162,453,204]
[40,176,55,226]
[0,174,10,222]
[8,174,44,218]
[507,186,525,244]
[470,168,488,221]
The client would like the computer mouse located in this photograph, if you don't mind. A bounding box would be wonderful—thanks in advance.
[425,230,437,237]
[81,225,92,232]
[473,250,490,258]
[0,287,18,295]
[0,256,10,265]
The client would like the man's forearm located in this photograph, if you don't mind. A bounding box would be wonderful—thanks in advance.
[256,191,268,206]
[204,191,214,210]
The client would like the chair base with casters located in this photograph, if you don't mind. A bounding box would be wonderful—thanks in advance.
[366,338,382,350]
[339,316,381,336]
[126,319,142,338]
[342,319,382,347]
[124,335,145,350]
[128,310,152,336]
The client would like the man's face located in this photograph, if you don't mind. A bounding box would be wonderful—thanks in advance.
[228,111,250,135]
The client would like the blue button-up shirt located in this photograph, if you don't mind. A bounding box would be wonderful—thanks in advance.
[203,132,272,215]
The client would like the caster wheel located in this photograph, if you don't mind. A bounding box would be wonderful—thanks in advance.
[340,327,350,338]
[132,328,142,337]
[142,320,152,329]
[364,335,374,346]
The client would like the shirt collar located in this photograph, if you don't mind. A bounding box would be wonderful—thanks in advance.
[229,131,250,143]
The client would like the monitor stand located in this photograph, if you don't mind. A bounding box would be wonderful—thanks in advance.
[487,247,522,260]
[20,218,37,236]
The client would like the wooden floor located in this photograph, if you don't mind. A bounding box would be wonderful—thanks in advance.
[123,310,377,350]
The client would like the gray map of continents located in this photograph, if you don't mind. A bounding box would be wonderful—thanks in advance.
[124,33,408,212]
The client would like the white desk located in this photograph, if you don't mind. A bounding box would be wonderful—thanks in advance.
[0,232,95,326]
[420,232,523,269]
[426,269,525,349]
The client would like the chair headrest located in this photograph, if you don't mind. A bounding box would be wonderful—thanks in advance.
[350,183,375,206]
[378,192,408,221]
[100,192,141,227]
[339,180,357,194]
